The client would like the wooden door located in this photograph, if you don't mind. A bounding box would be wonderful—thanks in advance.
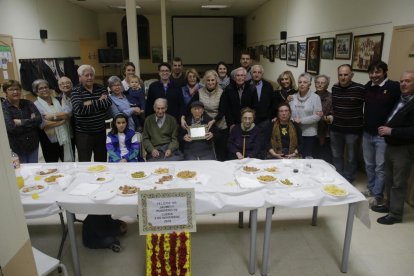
[0,34,18,83]
[388,25,414,206]
[388,25,414,80]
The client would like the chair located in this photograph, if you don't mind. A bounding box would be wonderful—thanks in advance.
[32,247,68,276]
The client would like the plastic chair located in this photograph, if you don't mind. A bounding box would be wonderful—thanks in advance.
[32,247,68,276]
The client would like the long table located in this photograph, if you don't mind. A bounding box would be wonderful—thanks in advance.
[20,159,369,276]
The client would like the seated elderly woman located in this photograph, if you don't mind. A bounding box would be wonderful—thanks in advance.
[227,107,262,159]
[180,101,215,160]
[108,75,141,131]
[33,79,73,162]
[268,103,302,159]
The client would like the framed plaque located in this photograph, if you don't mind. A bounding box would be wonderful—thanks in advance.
[188,124,207,140]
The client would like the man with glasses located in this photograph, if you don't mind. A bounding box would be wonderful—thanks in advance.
[146,62,183,122]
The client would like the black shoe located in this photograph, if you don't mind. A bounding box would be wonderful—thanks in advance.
[371,205,389,213]
[377,215,402,225]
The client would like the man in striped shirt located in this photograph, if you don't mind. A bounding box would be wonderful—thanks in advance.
[71,65,112,162]
[330,64,365,182]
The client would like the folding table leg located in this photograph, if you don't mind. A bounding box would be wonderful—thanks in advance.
[66,210,81,276]
[340,203,357,273]
[311,206,318,226]
[261,207,274,276]
[238,211,244,228]
[248,209,258,274]
[57,212,68,260]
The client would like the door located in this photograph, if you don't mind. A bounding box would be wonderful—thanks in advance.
[388,25,414,206]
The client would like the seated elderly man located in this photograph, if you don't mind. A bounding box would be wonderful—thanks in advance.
[143,98,183,161]
[180,101,216,160]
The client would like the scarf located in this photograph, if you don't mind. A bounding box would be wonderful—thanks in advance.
[37,96,73,161]
[219,76,230,89]
[271,120,298,155]
[241,123,255,132]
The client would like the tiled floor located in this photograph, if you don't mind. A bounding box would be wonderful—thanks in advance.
[27,172,414,276]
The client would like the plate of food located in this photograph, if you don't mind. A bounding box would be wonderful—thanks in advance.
[241,165,261,174]
[155,174,174,184]
[152,167,173,175]
[128,170,150,180]
[89,189,116,202]
[322,184,348,197]
[262,166,279,173]
[117,185,139,196]
[20,184,48,195]
[90,172,114,184]
[256,174,278,184]
[43,173,66,184]
[36,168,58,176]
[176,170,197,180]
[277,177,301,188]
[87,164,107,173]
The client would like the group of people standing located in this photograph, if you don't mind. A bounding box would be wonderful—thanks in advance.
[2,51,414,226]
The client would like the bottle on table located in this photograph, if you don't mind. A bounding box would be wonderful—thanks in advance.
[11,150,24,189]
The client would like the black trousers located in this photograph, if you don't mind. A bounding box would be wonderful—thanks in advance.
[39,130,64,162]
[75,131,107,162]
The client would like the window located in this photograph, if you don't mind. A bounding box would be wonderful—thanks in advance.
[122,15,150,59]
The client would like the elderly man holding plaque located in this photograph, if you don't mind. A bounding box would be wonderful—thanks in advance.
[227,107,262,159]
[180,101,215,160]
[143,98,183,161]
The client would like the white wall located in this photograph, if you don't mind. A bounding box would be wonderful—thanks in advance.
[247,0,414,87]
[0,0,99,66]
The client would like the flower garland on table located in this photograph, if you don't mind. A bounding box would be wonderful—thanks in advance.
[146,232,191,276]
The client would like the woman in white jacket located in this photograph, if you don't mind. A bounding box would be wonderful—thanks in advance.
[289,72,322,158]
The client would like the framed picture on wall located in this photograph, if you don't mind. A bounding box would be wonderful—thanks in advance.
[299,42,306,60]
[335,33,352,59]
[286,41,298,67]
[305,36,320,75]
[280,43,287,60]
[274,44,280,59]
[269,44,275,62]
[321,38,335,59]
[351,32,384,72]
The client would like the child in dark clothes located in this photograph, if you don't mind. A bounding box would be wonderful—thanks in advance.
[124,74,146,132]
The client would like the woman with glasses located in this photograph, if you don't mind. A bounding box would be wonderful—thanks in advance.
[2,80,42,163]
[33,79,73,162]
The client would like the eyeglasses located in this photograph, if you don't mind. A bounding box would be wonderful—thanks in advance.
[6,87,21,92]
[38,86,49,91]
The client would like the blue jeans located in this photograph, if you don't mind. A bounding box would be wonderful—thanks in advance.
[362,132,386,199]
[20,148,39,163]
[330,131,360,182]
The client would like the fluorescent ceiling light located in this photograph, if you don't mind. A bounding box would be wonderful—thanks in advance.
[201,5,229,9]
[108,5,141,9]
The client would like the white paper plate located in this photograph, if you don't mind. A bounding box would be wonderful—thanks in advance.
[35,168,59,176]
[42,173,68,185]
[240,166,261,174]
[256,174,278,184]
[89,189,116,202]
[176,170,198,180]
[90,172,114,184]
[152,166,174,175]
[86,164,108,173]
[322,184,349,197]
[117,185,139,196]
[277,177,301,188]
[154,174,174,185]
[128,170,150,180]
[20,184,49,195]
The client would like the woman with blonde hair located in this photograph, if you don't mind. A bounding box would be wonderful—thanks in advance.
[275,70,298,104]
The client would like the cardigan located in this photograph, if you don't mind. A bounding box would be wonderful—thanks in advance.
[142,114,179,152]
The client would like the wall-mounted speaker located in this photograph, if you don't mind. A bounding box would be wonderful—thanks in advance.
[280,31,287,40]
[40,29,48,40]
[106,32,117,48]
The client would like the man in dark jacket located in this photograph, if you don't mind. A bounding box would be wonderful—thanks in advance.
[374,70,414,225]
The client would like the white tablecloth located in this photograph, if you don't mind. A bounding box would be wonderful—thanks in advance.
[19,159,370,227]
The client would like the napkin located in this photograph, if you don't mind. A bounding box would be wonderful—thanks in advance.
[20,166,42,179]
[58,175,73,190]
[188,173,210,185]
[69,183,100,196]
[289,190,315,199]
[236,176,263,189]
